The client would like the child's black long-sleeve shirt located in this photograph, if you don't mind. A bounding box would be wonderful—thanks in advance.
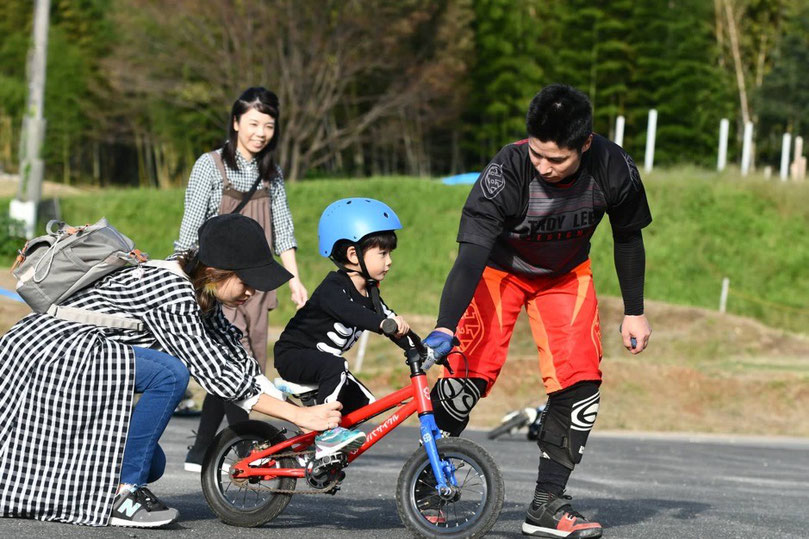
[274,270,405,357]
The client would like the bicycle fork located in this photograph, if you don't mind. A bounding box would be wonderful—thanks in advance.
[412,372,459,497]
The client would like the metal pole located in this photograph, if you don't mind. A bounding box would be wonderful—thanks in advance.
[717,118,729,171]
[354,330,370,373]
[741,121,753,176]
[780,133,791,181]
[644,109,657,173]
[13,0,50,238]
[614,115,625,148]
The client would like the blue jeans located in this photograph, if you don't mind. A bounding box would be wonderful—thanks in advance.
[119,347,190,487]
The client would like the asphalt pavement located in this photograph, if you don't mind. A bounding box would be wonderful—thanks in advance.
[1,417,808,538]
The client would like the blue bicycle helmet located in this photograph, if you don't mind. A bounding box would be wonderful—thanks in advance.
[318,198,402,257]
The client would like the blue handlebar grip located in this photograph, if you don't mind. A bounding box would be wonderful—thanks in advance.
[630,337,637,349]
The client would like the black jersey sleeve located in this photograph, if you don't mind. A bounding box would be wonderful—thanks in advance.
[604,145,653,233]
[318,279,387,333]
[613,229,645,315]
[457,145,525,249]
[436,242,491,332]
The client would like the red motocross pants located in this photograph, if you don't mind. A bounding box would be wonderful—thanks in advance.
[445,259,603,395]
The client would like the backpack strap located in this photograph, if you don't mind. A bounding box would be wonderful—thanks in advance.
[46,304,144,331]
[45,260,189,330]
[145,259,189,280]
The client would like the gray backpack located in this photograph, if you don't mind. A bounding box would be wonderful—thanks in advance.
[12,218,159,329]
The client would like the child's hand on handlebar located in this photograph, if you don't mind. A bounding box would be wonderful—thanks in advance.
[381,316,410,338]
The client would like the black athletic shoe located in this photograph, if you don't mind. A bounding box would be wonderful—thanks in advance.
[109,487,179,528]
[522,493,602,538]
[184,444,204,472]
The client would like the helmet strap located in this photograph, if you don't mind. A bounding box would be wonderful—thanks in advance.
[329,242,382,313]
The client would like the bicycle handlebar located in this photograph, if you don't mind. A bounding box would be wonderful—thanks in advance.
[380,318,429,357]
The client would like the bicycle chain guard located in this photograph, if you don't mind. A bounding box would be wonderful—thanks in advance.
[305,453,346,493]
[229,448,346,495]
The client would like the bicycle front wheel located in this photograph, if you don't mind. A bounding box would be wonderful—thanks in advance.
[396,437,504,538]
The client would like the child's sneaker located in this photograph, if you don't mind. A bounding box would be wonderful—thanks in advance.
[109,486,179,528]
[184,445,204,473]
[314,427,366,458]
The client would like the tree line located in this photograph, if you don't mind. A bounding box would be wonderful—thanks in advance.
[0,0,807,186]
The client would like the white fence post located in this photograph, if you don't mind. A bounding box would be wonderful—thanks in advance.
[741,121,753,176]
[780,133,792,181]
[719,277,730,313]
[792,136,805,181]
[644,109,657,173]
[354,330,370,373]
[614,115,625,148]
[717,118,729,171]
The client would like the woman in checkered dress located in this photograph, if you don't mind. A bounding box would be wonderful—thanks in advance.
[0,214,341,528]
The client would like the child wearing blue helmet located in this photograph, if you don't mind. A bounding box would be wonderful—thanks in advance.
[274,198,411,455]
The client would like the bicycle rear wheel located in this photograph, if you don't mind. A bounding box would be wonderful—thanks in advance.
[201,420,297,527]
[486,410,529,440]
[396,437,504,538]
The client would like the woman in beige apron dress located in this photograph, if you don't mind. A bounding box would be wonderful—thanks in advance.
[175,88,308,471]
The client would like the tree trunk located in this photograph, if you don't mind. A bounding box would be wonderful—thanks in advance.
[62,132,70,185]
[92,140,100,185]
[450,129,462,174]
[714,0,725,68]
[722,0,750,126]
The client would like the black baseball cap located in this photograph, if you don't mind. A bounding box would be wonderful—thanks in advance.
[197,214,293,291]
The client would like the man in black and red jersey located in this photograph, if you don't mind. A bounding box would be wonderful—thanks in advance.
[423,84,652,538]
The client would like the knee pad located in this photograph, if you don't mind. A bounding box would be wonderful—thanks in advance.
[430,378,487,436]
[536,382,600,470]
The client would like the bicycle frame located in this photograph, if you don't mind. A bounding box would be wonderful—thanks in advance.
[229,346,456,492]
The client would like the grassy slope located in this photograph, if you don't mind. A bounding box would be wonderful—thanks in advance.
[31,168,809,333]
[2,168,809,435]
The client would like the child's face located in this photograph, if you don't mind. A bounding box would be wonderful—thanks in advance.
[348,245,392,281]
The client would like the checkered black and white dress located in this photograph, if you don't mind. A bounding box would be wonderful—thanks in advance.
[0,264,263,526]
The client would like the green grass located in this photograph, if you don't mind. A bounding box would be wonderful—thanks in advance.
[3,167,809,333]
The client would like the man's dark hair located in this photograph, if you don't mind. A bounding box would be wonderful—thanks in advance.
[331,230,398,264]
[526,84,593,150]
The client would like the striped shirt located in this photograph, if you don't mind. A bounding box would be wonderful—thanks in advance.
[174,149,297,255]
[0,264,264,526]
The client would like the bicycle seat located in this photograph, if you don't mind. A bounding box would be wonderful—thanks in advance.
[273,377,319,403]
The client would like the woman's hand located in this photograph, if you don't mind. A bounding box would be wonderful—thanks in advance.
[293,401,343,431]
[288,277,308,309]
[279,249,307,309]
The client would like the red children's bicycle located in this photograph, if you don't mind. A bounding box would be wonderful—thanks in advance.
[200,320,504,538]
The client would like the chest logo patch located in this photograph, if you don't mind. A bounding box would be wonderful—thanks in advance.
[622,152,642,191]
[481,163,505,199]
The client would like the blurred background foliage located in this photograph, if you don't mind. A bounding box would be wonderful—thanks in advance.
[1,0,808,186]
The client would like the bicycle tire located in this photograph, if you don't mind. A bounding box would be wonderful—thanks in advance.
[486,412,529,440]
[395,437,504,538]
[201,420,297,527]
